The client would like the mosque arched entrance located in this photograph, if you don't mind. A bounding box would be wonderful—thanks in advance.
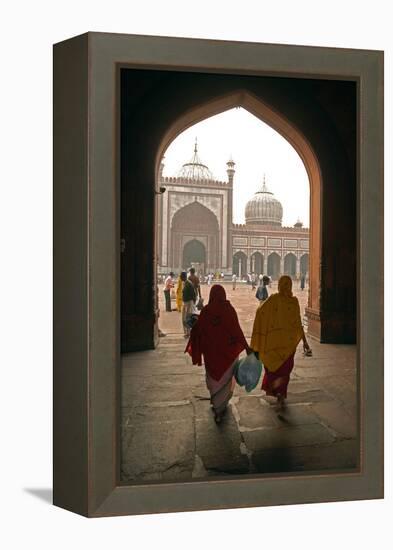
[182,239,206,271]
[267,253,281,280]
[300,253,309,276]
[233,252,247,279]
[170,201,219,272]
[284,253,297,277]
[251,252,264,275]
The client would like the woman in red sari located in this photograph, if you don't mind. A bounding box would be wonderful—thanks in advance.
[185,284,251,423]
[251,275,311,409]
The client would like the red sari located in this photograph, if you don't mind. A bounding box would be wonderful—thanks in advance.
[261,353,295,398]
[185,285,248,413]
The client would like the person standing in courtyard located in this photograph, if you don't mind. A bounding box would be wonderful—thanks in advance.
[251,272,257,290]
[181,271,197,338]
[255,275,270,303]
[176,273,184,312]
[251,275,311,409]
[163,272,175,312]
[186,284,252,423]
[300,274,306,290]
[232,273,237,290]
[188,267,201,301]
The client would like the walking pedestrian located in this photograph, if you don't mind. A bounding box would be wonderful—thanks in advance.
[255,275,270,302]
[300,274,305,290]
[232,273,237,290]
[251,275,311,409]
[185,285,252,423]
[163,272,175,312]
[251,273,257,290]
[176,273,184,312]
[188,267,202,300]
[181,271,197,338]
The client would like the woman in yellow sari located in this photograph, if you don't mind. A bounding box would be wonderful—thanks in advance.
[176,275,184,312]
[251,275,310,409]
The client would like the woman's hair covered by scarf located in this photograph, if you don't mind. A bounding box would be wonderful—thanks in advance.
[208,284,227,304]
[278,275,293,298]
[185,283,248,380]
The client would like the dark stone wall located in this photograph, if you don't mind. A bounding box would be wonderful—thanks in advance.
[121,69,356,351]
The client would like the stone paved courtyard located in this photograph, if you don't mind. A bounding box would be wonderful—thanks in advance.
[121,282,358,482]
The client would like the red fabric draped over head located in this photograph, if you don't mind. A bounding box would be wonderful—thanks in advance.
[185,284,248,380]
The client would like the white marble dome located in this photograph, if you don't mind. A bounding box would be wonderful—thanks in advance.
[245,177,283,226]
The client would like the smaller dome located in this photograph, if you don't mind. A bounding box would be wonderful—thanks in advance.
[294,218,303,228]
[178,139,214,181]
[245,176,283,226]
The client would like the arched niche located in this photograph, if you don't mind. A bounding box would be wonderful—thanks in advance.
[251,251,264,275]
[233,251,247,279]
[182,239,206,271]
[267,252,281,279]
[300,253,309,276]
[170,201,219,271]
[284,253,297,276]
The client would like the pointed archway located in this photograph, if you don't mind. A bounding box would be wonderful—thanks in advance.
[182,239,206,271]
[170,201,219,271]
[267,253,281,280]
[155,90,321,338]
[120,72,356,350]
[233,251,247,279]
[251,252,264,275]
[284,253,297,276]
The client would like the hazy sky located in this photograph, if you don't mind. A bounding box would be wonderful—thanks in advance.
[161,107,310,227]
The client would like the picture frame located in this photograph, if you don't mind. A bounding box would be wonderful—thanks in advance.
[53,32,383,517]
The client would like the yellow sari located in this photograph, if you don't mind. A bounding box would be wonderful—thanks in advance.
[251,291,303,372]
[176,277,184,312]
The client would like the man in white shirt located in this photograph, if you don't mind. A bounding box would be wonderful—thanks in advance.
[164,272,175,312]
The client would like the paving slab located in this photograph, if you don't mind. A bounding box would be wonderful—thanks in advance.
[252,439,359,474]
[275,404,321,426]
[242,423,336,452]
[235,396,281,429]
[121,403,195,481]
[121,386,192,407]
[311,402,357,439]
[194,400,249,475]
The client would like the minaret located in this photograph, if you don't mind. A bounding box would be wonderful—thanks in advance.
[226,155,235,185]
[226,156,235,272]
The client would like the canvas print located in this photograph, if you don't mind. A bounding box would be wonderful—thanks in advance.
[119,69,358,483]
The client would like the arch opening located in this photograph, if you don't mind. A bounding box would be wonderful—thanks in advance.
[267,252,281,280]
[284,253,297,277]
[251,252,264,275]
[182,239,206,272]
[170,201,219,272]
[233,251,247,279]
[300,253,309,276]
[155,89,321,338]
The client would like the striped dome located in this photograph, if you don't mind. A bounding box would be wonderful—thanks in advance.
[245,178,283,226]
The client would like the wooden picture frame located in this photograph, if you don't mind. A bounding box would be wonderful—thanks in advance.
[53,32,383,517]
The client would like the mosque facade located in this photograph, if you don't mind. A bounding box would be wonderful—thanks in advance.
[157,143,309,279]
